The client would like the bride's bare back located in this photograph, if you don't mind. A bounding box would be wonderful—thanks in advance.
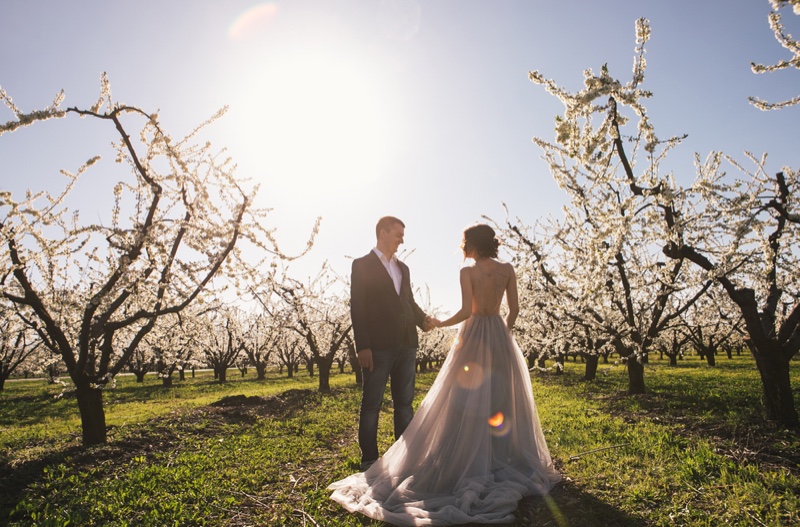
[440,258,519,329]
[468,259,513,316]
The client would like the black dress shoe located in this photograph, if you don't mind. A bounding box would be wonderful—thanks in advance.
[359,459,376,472]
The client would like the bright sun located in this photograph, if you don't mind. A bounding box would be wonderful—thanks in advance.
[248,47,396,200]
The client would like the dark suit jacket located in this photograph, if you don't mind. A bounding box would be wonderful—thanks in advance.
[350,251,427,353]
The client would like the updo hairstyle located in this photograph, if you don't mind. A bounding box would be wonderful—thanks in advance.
[462,224,500,259]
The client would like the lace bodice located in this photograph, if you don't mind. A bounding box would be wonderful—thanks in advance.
[468,261,512,316]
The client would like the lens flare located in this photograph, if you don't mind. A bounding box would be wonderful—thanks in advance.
[456,362,485,390]
[229,3,279,41]
[488,411,512,437]
[488,412,504,427]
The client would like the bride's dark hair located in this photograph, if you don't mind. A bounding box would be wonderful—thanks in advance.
[462,224,500,258]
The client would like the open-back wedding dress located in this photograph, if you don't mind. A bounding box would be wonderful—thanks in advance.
[329,263,560,526]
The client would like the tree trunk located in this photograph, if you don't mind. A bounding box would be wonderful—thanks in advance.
[135,371,147,383]
[668,354,678,367]
[75,381,107,445]
[162,375,173,387]
[752,350,799,428]
[0,376,5,391]
[583,354,599,381]
[626,357,646,394]
[318,358,333,393]
[705,350,717,367]
[554,355,565,375]
[256,363,267,380]
[286,363,294,378]
[216,367,227,383]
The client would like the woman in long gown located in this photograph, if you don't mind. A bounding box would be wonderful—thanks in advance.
[329,224,560,526]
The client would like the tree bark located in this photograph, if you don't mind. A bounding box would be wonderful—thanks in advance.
[255,363,267,380]
[705,349,717,367]
[162,375,173,387]
[668,354,678,366]
[318,357,333,393]
[626,357,646,394]
[583,354,599,381]
[75,381,107,446]
[752,350,799,427]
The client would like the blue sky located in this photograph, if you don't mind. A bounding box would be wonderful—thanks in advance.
[1,0,798,312]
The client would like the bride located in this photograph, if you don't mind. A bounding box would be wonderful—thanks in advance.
[329,224,560,526]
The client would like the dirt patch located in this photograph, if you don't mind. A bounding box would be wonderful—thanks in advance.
[0,388,322,519]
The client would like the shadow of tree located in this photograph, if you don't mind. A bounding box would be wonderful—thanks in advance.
[0,388,319,522]
[514,481,647,527]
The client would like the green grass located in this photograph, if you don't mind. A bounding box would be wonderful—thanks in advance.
[1,356,798,526]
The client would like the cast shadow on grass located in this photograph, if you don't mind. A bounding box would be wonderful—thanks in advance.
[341,482,646,527]
[0,389,75,427]
[514,481,647,527]
[0,388,319,523]
[549,363,800,476]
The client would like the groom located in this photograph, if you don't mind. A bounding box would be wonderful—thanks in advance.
[350,216,434,471]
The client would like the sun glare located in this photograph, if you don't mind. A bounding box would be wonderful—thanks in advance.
[248,48,394,200]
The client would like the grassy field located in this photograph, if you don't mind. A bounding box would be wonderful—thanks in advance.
[1,355,798,526]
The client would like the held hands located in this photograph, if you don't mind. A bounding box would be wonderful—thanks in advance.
[423,316,442,331]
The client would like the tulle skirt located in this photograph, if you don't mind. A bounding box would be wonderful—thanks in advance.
[329,315,561,526]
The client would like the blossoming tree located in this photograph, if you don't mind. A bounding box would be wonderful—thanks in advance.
[523,20,711,393]
[0,300,41,391]
[0,76,283,445]
[750,0,800,110]
[271,267,352,393]
[523,12,800,425]
[664,156,800,426]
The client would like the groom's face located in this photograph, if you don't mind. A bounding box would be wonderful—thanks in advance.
[380,223,405,257]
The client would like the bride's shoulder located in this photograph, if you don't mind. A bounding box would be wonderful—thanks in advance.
[495,259,515,275]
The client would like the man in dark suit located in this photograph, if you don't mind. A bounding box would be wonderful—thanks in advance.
[351,216,434,471]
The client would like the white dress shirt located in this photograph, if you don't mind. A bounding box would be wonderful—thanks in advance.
[373,247,402,295]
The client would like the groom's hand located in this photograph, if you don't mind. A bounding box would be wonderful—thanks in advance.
[358,349,374,372]
[422,317,440,331]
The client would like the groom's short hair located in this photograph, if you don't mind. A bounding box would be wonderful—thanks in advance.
[376,216,405,239]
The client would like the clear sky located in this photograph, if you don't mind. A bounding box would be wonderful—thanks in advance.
[1,0,798,313]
